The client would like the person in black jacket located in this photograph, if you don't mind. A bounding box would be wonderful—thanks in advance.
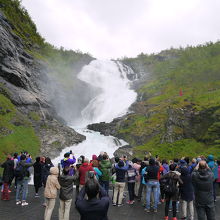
[161,163,183,220]
[33,157,43,197]
[179,167,194,220]
[1,155,14,200]
[58,166,78,220]
[75,178,109,220]
[192,160,216,220]
[145,158,159,213]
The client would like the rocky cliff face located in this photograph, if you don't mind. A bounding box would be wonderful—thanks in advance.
[0,11,85,158]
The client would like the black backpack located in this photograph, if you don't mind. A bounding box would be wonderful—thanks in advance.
[163,176,177,196]
[14,163,25,181]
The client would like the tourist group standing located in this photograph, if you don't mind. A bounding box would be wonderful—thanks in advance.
[0,150,220,220]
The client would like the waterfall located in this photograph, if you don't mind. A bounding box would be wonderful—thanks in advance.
[77,60,137,125]
[52,60,137,164]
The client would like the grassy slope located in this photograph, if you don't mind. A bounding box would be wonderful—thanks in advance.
[121,42,220,159]
[0,0,92,163]
[0,87,40,162]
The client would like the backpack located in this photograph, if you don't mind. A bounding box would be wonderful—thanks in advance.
[61,159,65,168]
[163,176,177,196]
[14,163,25,181]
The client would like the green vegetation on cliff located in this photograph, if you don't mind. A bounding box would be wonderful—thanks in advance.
[0,0,92,162]
[0,92,40,162]
[121,42,220,159]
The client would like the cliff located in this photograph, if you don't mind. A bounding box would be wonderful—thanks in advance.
[0,1,92,161]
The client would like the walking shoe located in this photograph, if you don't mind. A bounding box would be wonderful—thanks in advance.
[118,204,123,207]
[129,200,134,204]
[8,190,11,193]
[181,217,187,220]
[126,200,131,204]
[112,203,117,206]
[164,217,168,220]
[153,209,157,213]
[16,201,21,205]
[35,193,39,198]
[144,208,150,213]
[21,201,29,206]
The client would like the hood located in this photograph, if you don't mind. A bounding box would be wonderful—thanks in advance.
[50,167,59,175]
[92,155,98,160]
[81,162,89,168]
[207,155,214,162]
[180,167,189,176]
[197,169,212,180]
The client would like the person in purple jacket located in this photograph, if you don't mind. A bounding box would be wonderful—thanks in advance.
[61,151,76,176]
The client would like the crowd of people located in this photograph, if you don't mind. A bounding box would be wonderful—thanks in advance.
[0,150,220,220]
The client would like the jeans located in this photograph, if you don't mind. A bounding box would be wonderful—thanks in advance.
[128,182,135,201]
[146,181,159,209]
[196,203,216,220]
[100,180,109,195]
[2,183,9,200]
[181,200,194,220]
[59,199,72,220]
[16,179,29,201]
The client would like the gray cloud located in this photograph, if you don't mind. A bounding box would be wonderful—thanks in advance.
[22,0,220,58]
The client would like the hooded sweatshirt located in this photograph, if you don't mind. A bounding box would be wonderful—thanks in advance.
[79,163,94,185]
[99,159,111,181]
[207,155,218,179]
[44,167,60,199]
[192,168,214,205]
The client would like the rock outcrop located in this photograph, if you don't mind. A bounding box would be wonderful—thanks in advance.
[0,11,85,158]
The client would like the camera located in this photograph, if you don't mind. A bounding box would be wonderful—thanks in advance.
[88,171,95,179]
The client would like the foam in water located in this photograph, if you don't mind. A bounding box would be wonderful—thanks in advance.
[52,128,128,165]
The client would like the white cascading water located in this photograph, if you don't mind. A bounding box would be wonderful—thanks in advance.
[52,60,137,164]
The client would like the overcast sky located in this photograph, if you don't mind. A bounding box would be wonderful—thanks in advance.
[22,0,220,59]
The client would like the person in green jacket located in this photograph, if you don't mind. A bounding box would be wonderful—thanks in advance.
[99,154,111,195]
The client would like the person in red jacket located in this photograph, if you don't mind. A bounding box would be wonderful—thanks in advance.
[78,158,94,190]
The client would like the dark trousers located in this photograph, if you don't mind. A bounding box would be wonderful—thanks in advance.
[128,182,135,201]
[196,203,216,220]
[34,185,40,194]
[213,181,217,201]
[138,183,145,200]
[100,180,109,195]
[160,186,165,200]
[165,198,176,217]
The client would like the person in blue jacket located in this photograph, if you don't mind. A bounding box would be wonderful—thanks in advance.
[112,159,129,206]
[207,154,219,202]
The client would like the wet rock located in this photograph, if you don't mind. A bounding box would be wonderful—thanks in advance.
[113,145,133,160]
